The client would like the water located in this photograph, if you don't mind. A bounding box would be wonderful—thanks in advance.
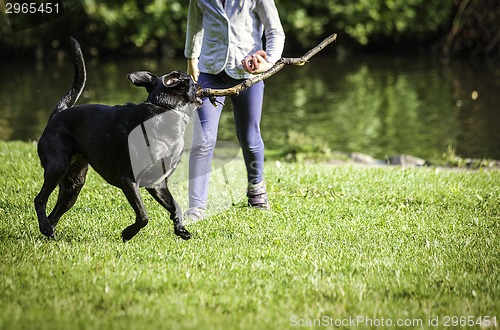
[1,54,499,160]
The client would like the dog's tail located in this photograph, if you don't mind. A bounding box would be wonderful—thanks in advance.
[49,37,87,120]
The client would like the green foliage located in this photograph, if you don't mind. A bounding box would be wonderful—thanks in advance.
[82,0,187,54]
[1,141,499,329]
[1,0,455,58]
[277,0,453,47]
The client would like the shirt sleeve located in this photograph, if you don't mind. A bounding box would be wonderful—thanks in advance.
[184,0,204,60]
[254,0,285,64]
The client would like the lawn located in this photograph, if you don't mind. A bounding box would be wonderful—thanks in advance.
[0,141,499,329]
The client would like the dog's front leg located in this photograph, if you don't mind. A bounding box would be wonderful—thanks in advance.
[120,178,149,242]
[146,185,191,240]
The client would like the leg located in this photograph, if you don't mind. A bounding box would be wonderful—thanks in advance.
[35,134,75,238]
[146,184,191,240]
[188,72,225,209]
[48,156,89,228]
[231,80,265,185]
[34,164,68,239]
[232,81,270,209]
[120,178,149,242]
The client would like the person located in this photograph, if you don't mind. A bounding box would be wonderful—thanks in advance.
[184,0,285,221]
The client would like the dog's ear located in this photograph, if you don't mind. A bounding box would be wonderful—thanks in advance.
[162,72,182,88]
[128,71,158,88]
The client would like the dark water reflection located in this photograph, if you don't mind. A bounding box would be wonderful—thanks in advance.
[1,54,499,160]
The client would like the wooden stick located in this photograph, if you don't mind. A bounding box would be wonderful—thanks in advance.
[197,33,337,100]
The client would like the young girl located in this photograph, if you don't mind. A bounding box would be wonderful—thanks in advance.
[184,0,285,220]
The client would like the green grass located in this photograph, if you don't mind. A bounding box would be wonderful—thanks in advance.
[1,141,499,329]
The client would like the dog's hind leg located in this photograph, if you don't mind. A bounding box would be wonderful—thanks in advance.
[146,184,191,240]
[34,164,69,239]
[35,136,74,239]
[48,157,89,228]
[120,179,149,242]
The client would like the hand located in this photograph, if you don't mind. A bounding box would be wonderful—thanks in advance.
[242,50,272,74]
[187,58,200,82]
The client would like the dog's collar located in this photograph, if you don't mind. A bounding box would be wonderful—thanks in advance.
[143,101,166,111]
[143,101,176,114]
[143,101,193,123]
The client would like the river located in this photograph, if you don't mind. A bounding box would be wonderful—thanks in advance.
[1,54,499,161]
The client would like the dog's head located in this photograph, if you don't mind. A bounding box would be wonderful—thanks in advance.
[128,71,202,109]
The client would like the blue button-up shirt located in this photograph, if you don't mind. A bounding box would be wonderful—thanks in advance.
[185,0,285,79]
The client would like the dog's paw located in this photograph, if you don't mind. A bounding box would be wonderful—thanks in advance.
[121,232,129,243]
[40,223,56,240]
[174,226,192,240]
[121,225,142,242]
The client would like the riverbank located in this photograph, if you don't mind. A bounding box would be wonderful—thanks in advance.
[265,146,500,171]
[1,140,499,329]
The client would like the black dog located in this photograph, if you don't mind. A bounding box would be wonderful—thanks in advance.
[34,38,201,242]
